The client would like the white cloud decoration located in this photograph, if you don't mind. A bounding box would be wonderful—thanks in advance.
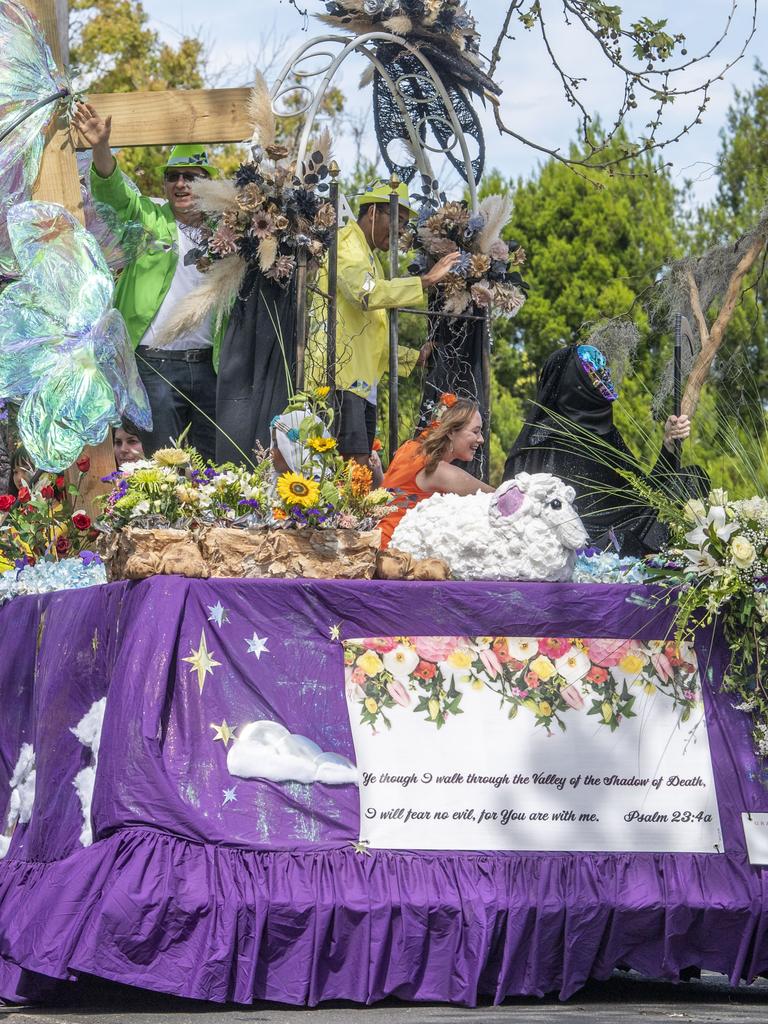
[227,721,358,786]
[71,697,106,847]
[0,742,36,859]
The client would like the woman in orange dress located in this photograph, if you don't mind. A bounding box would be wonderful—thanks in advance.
[379,396,495,548]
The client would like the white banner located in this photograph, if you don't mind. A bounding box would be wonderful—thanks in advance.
[344,634,723,853]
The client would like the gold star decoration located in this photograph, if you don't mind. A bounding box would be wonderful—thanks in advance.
[210,719,234,746]
[182,630,221,694]
[91,628,99,653]
[350,839,371,856]
[329,623,341,641]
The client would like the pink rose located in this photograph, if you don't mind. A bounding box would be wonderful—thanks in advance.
[585,638,634,667]
[524,671,540,689]
[479,648,502,679]
[539,637,571,659]
[413,636,468,662]
[560,684,585,710]
[365,637,400,653]
[386,679,411,707]
[351,667,366,687]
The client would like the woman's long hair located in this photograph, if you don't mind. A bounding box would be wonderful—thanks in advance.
[421,398,479,473]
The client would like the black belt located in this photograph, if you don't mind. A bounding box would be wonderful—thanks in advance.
[138,346,212,363]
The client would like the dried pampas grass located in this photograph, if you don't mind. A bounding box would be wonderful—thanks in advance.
[383,15,413,35]
[476,194,513,254]
[155,255,247,344]
[258,235,278,272]
[248,71,276,150]
[190,177,238,215]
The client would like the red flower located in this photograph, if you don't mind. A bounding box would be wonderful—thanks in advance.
[16,487,30,503]
[539,637,571,659]
[55,475,65,489]
[0,494,16,511]
[41,485,55,499]
[372,438,382,452]
[72,512,92,531]
[440,393,457,408]
[414,660,437,681]
[55,536,71,555]
[586,665,608,686]
[76,455,91,473]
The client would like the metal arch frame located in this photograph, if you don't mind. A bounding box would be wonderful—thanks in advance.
[270,31,480,213]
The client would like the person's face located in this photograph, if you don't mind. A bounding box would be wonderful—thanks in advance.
[163,168,209,218]
[13,460,32,490]
[367,204,411,252]
[114,429,144,466]
[450,411,484,462]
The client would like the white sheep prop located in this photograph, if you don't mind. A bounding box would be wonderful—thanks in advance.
[390,472,589,581]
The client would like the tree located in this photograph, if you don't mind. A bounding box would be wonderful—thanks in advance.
[686,65,768,419]
[490,129,678,403]
[70,0,207,193]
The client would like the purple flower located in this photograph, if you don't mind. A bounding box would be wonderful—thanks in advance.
[0,399,8,422]
[80,550,102,567]
[204,468,218,480]
[100,470,123,483]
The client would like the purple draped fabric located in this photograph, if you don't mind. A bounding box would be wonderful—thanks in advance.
[0,577,767,1005]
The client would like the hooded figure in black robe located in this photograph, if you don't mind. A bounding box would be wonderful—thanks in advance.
[503,345,699,557]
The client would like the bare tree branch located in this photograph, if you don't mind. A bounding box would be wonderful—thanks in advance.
[488,0,758,174]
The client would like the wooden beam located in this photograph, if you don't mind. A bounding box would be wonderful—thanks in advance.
[83,88,254,149]
[25,0,83,222]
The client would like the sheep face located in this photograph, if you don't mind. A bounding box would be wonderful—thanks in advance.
[490,473,588,553]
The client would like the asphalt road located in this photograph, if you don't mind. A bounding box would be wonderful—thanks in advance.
[3,972,768,1024]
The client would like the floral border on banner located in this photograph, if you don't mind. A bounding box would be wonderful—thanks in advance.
[344,636,700,733]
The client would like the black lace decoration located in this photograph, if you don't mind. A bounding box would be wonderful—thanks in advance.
[373,47,485,187]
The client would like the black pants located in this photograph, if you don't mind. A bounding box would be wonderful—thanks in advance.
[136,348,217,463]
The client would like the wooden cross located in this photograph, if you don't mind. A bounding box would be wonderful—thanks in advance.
[22,0,253,512]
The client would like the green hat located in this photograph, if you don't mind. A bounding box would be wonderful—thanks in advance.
[162,144,217,177]
[359,179,413,215]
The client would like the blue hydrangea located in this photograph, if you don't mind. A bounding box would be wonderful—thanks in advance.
[453,250,473,277]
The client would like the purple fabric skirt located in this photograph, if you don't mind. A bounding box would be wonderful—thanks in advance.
[0,578,767,1005]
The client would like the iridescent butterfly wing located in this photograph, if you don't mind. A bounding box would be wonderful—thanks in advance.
[0,0,69,277]
[0,202,151,471]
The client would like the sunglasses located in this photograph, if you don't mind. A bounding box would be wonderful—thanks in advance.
[164,171,205,183]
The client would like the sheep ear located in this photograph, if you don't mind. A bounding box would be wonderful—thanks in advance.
[494,482,525,519]
[563,485,576,503]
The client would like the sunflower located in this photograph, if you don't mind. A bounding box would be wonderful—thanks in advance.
[277,472,320,509]
[306,436,336,453]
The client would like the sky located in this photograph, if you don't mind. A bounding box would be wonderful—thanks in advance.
[139,0,764,207]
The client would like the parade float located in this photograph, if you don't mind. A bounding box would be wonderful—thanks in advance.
[2,0,768,1011]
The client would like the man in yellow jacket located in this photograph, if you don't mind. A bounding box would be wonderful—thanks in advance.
[308,182,459,462]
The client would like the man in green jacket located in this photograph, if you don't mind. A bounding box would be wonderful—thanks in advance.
[73,101,223,462]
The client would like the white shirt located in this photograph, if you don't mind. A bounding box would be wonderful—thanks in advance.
[142,227,213,351]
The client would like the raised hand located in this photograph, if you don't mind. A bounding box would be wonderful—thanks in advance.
[72,101,112,149]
